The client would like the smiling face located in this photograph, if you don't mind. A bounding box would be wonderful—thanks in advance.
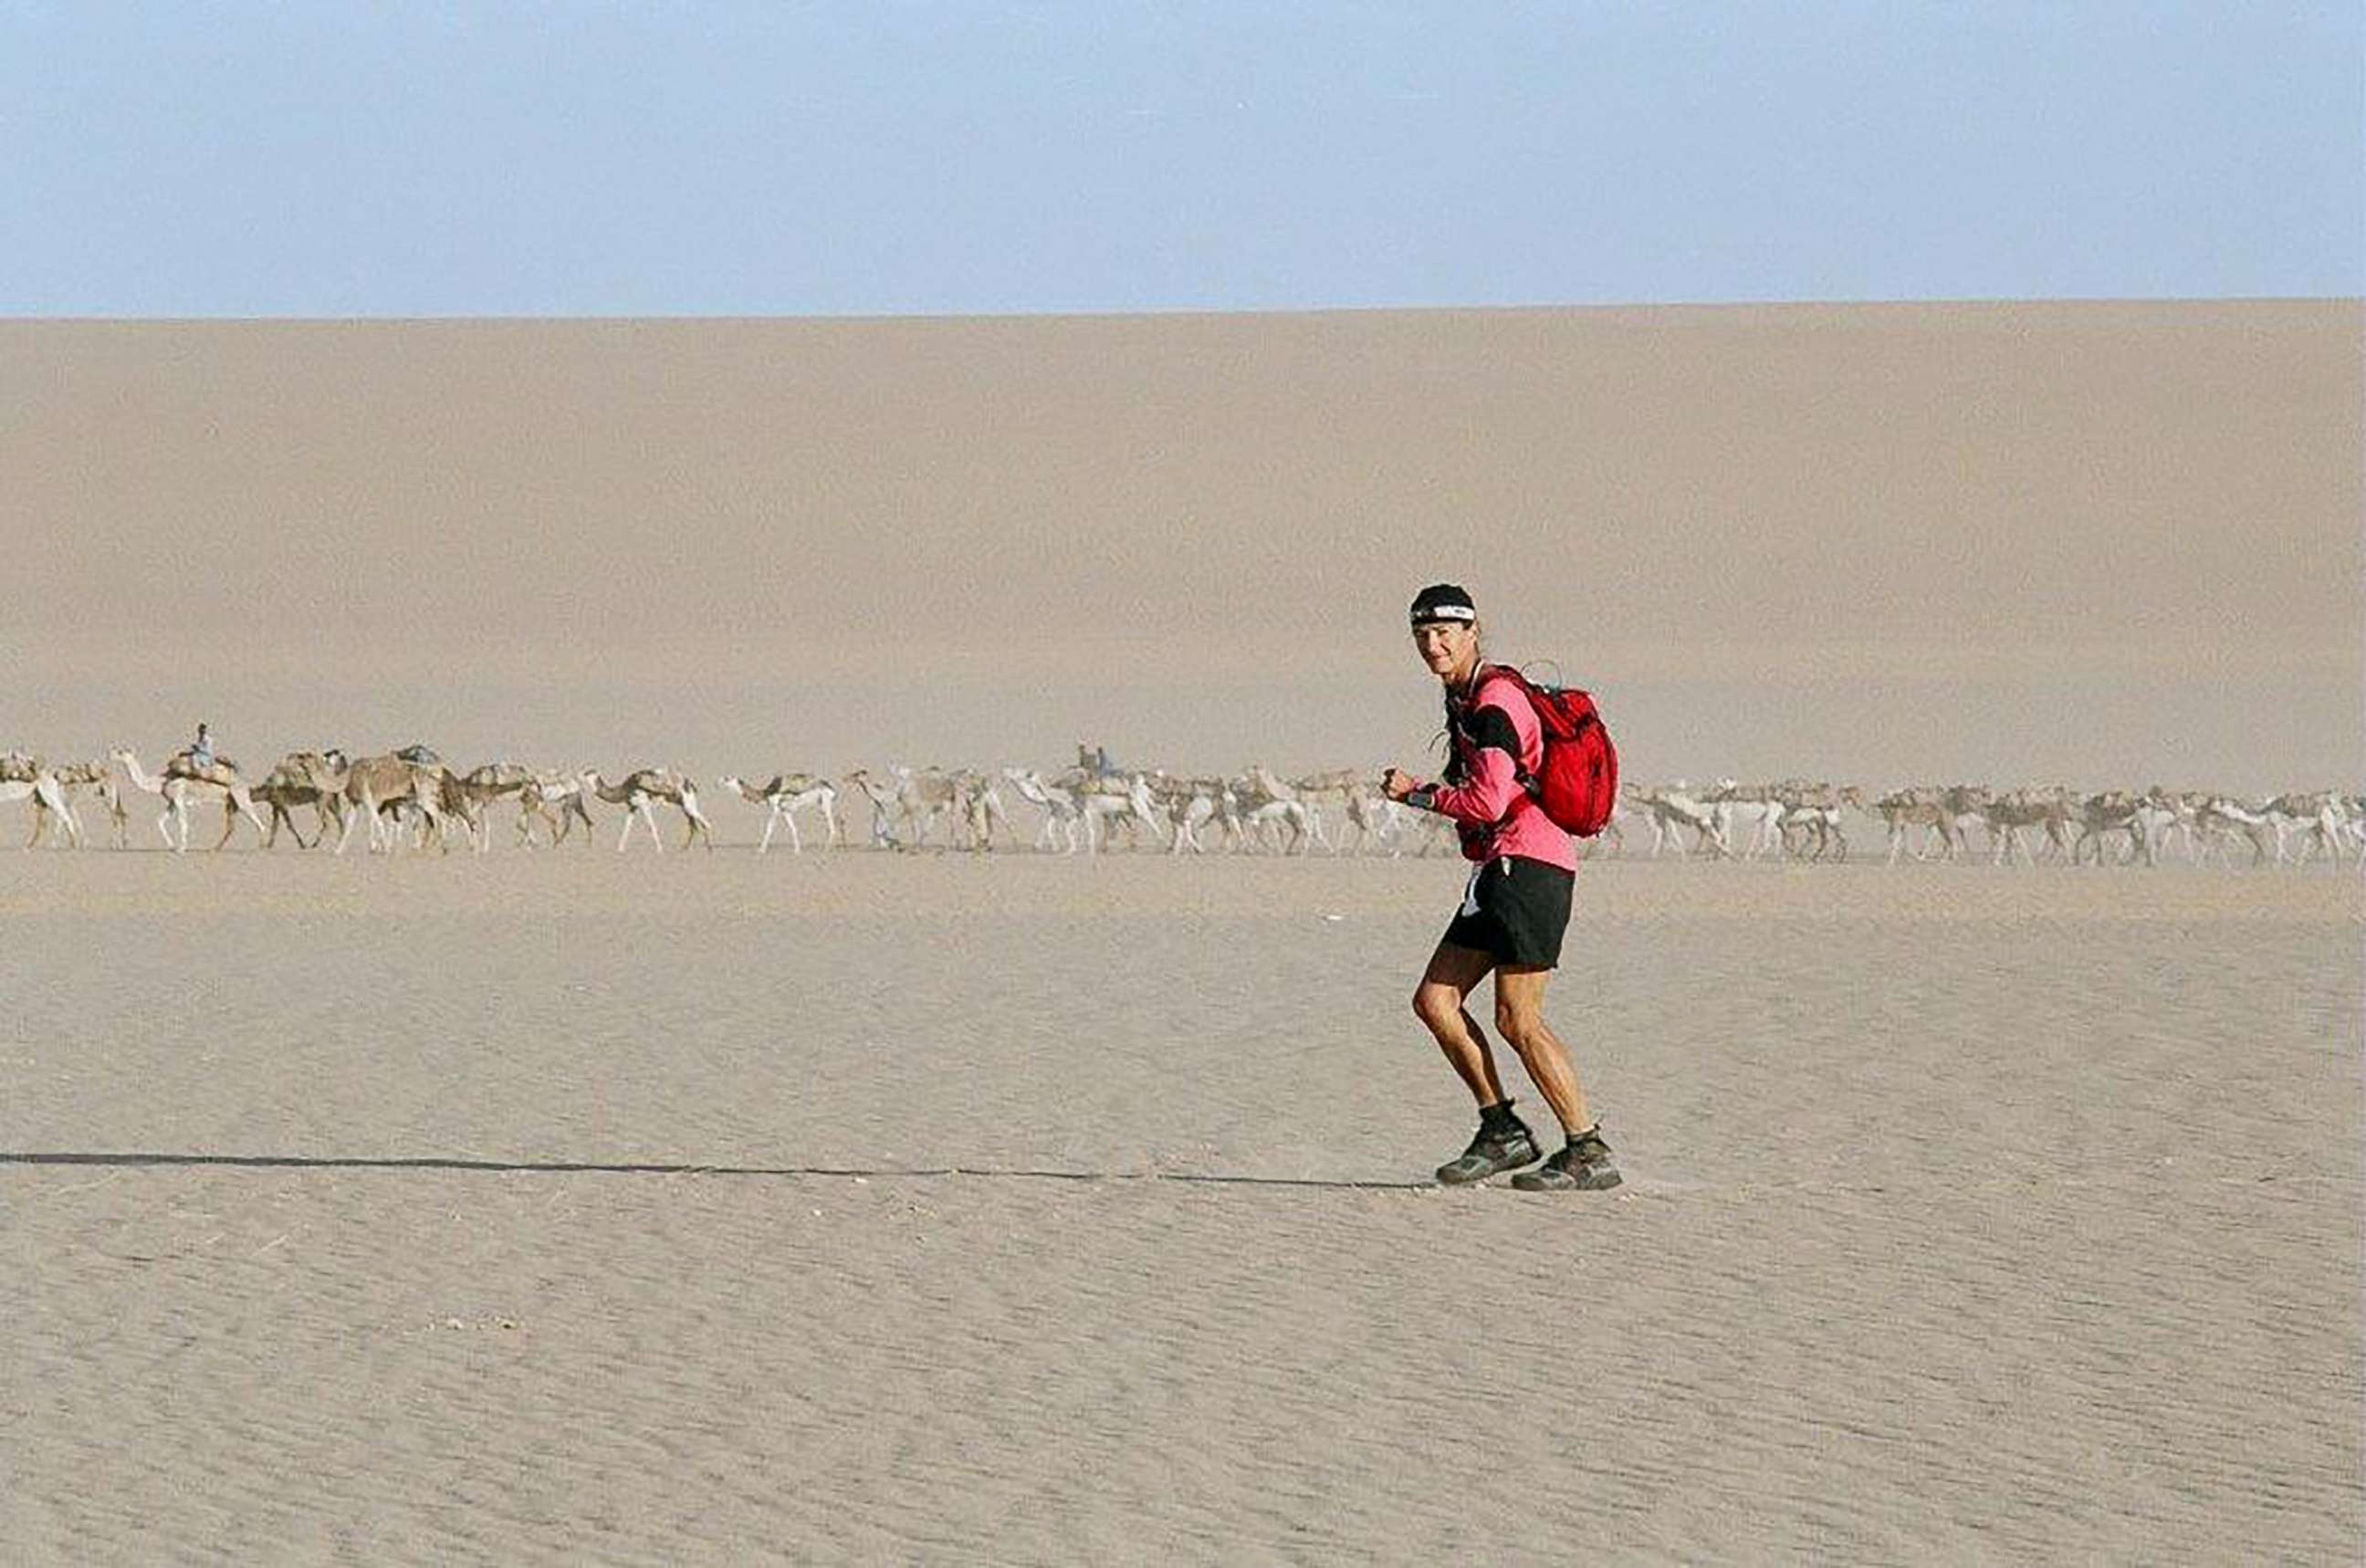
[1411,618,1480,685]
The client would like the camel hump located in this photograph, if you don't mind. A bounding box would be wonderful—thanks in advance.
[168,758,239,787]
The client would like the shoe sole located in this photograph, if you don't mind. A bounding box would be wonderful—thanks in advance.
[1509,1164,1621,1192]
[1433,1145,1543,1186]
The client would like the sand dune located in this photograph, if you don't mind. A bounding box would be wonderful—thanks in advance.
[4,303,2356,786]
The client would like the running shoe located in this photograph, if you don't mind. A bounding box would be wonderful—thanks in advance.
[1510,1130,1622,1192]
[1433,1117,1542,1186]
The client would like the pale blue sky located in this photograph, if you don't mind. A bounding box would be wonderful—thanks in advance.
[5,2,2359,316]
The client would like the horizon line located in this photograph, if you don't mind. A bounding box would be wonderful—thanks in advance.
[5,293,2360,329]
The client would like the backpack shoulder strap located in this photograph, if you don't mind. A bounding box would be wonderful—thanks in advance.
[1465,665,1547,789]
[1469,664,1531,704]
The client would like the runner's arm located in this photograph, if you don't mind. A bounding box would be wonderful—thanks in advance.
[1407,704,1523,826]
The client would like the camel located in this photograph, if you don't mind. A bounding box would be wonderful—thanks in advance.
[1334,782,1410,856]
[404,762,542,853]
[1236,766,1334,853]
[2261,790,2351,866]
[2069,790,2155,867]
[508,768,598,848]
[111,747,269,852]
[1141,773,1230,855]
[1000,768,1074,853]
[1701,781,1789,861]
[1288,768,1366,850]
[1000,767,1157,855]
[1625,782,1730,859]
[330,752,447,854]
[1983,787,2075,867]
[1872,785,1988,865]
[390,760,549,855]
[2187,797,2277,867]
[0,754,80,849]
[0,775,80,847]
[885,767,968,850]
[719,773,843,854]
[586,768,713,852]
[1076,772,1163,853]
[247,750,351,850]
[1775,784,1861,862]
[24,759,118,848]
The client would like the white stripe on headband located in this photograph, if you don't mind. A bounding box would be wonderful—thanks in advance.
[1412,604,1477,623]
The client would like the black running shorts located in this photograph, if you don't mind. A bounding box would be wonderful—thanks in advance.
[1440,854,1575,969]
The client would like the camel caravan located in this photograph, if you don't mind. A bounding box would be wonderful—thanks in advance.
[0,742,2357,868]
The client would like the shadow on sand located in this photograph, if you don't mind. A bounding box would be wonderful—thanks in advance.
[3,1150,1429,1192]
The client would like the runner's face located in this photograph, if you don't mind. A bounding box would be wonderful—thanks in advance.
[1412,620,1476,678]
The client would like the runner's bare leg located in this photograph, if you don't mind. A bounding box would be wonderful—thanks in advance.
[1413,941,1509,1107]
[1492,965,1592,1134]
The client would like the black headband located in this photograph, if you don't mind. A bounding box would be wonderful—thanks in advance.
[1408,583,1478,626]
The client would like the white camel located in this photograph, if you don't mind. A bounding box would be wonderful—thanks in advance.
[587,768,713,852]
[1703,782,1788,861]
[1627,783,1731,859]
[1076,773,1163,854]
[720,773,843,854]
[26,759,121,849]
[0,764,80,849]
[2262,791,2351,867]
[111,747,269,852]
[1240,765,1333,852]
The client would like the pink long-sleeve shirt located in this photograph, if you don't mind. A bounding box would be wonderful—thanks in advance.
[1409,670,1578,872]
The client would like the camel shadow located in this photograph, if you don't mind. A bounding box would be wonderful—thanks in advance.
[2,1150,1429,1191]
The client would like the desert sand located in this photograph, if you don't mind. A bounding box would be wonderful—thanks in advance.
[2,303,2360,1560]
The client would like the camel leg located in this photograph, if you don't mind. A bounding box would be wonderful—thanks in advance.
[758,809,778,854]
[335,791,371,854]
[213,800,240,851]
[780,807,802,854]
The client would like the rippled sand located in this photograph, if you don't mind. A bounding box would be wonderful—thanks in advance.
[5,851,2356,1560]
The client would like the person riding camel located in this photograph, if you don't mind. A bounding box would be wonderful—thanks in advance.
[169,723,234,784]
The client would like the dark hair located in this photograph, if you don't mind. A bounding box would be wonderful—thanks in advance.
[1408,582,1477,626]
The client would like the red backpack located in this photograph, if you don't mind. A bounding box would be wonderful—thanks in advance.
[1474,665,1620,838]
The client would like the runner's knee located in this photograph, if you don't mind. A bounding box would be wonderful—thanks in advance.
[1412,984,1460,1033]
[1494,1000,1546,1051]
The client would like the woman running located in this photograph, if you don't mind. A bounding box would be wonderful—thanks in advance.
[1381,583,1619,1191]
